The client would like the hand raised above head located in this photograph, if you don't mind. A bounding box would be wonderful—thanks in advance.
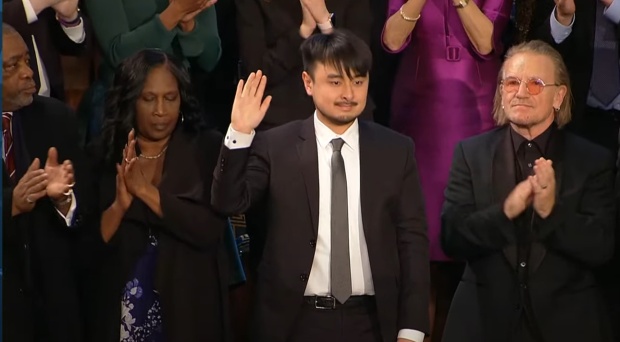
[554,0,576,25]
[230,70,272,134]
[300,0,330,24]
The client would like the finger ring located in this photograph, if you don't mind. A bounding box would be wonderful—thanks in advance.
[26,195,34,204]
[63,189,73,196]
[124,158,130,163]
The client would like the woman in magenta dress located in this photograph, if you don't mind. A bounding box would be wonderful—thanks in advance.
[382,0,511,339]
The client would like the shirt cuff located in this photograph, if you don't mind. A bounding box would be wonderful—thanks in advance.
[605,0,620,24]
[61,19,86,43]
[225,125,255,149]
[398,329,425,342]
[549,7,574,44]
[22,0,38,23]
[54,191,77,227]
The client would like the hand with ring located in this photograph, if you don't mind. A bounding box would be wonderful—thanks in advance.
[530,157,556,218]
[44,147,75,204]
[12,158,48,216]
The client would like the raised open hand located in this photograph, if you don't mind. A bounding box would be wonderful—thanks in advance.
[230,70,272,134]
[45,147,75,201]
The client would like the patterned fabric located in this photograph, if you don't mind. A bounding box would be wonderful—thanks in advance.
[120,234,164,342]
[2,112,16,181]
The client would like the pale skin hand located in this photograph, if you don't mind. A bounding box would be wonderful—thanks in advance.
[230,70,272,134]
[52,0,79,21]
[554,0,575,26]
[503,177,534,219]
[530,158,556,218]
[300,1,317,38]
[12,159,48,217]
[300,0,331,25]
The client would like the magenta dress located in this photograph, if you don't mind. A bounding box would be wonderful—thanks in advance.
[383,0,511,261]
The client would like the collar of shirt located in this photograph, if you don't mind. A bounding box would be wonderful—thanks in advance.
[510,122,556,155]
[313,111,360,152]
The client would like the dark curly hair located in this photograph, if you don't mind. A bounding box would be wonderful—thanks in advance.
[99,49,205,166]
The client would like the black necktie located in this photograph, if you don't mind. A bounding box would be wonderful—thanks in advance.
[330,138,351,304]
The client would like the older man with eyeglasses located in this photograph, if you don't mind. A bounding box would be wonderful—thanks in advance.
[440,39,617,342]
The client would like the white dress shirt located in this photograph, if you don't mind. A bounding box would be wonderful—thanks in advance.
[2,112,77,226]
[224,113,425,342]
[549,0,620,110]
[22,0,86,97]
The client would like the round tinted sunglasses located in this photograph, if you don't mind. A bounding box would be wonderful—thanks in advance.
[500,77,560,95]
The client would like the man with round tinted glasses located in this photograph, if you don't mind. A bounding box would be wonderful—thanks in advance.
[441,40,616,342]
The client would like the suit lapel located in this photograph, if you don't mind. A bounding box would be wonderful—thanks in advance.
[358,121,381,250]
[297,117,320,236]
[492,127,519,269]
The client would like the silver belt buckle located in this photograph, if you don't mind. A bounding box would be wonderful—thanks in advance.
[314,296,336,310]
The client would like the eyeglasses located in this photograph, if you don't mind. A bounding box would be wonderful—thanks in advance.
[500,77,560,95]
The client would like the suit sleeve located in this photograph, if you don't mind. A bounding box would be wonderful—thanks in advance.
[441,143,518,259]
[177,6,222,73]
[211,132,270,216]
[158,132,228,250]
[84,0,177,67]
[534,156,616,267]
[235,0,306,85]
[45,9,90,57]
[397,139,430,334]
[3,0,31,33]
[527,0,573,55]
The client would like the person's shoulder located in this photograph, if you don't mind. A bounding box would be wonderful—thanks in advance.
[31,95,75,118]
[563,130,615,167]
[459,126,505,150]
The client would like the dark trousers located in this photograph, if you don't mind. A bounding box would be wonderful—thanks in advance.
[289,298,382,342]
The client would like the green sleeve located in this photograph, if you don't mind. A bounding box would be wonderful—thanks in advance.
[177,6,222,72]
[85,0,178,67]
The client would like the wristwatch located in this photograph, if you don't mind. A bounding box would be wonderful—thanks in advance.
[453,0,470,8]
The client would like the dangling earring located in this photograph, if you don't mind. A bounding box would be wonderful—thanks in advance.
[180,111,184,122]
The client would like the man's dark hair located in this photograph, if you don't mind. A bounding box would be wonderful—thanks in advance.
[99,48,205,166]
[300,29,372,80]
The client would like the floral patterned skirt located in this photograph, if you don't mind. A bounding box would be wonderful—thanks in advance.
[120,234,164,342]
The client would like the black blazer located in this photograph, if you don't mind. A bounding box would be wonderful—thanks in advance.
[235,0,374,129]
[211,117,430,342]
[2,0,91,100]
[441,126,616,342]
[84,128,231,342]
[2,96,88,342]
[528,0,620,126]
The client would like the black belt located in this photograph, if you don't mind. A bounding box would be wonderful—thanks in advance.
[303,295,375,310]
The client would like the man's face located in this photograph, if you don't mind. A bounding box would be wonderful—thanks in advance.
[302,62,368,126]
[2,32,36,112]
[500,52,567,130]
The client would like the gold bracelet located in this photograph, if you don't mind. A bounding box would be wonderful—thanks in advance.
[399,5,421,22]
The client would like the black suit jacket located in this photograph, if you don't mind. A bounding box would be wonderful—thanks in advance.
[441,126,616,342]
[528,0,620,127]
[2,96,88,342]
[3,0,91,100]
[211,117,430,342]
[84,128,231,342]
[235,0,374,129]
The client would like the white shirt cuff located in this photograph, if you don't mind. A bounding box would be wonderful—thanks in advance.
[398,329,425,342]
[549,7,574,44]
[22,0,38,23]
[61,19,86,43]
[54,191,77,227]
[605,0,620,24]
[225,125,255,149]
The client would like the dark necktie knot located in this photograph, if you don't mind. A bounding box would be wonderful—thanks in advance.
[331,138,345,152]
